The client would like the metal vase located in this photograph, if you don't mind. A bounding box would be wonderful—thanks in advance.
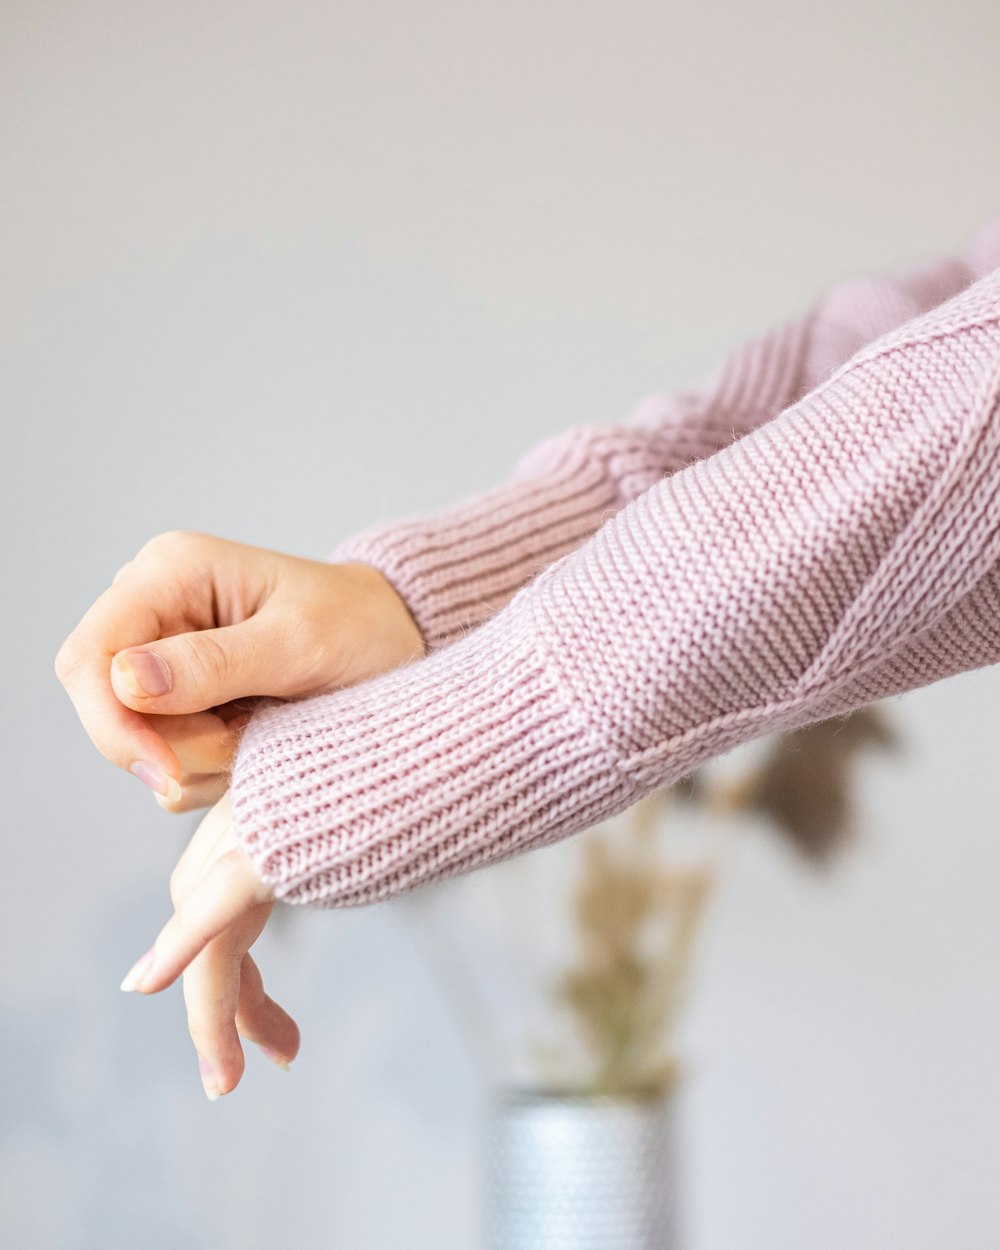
[484,1087,677,1250]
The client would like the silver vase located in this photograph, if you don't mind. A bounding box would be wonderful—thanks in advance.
[484,1088,677,1250]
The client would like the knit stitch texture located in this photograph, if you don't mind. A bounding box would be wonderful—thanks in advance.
[231,218,1000,907]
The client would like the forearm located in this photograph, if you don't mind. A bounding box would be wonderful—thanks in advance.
[232,261,1000,907]
[333,217,1000,652]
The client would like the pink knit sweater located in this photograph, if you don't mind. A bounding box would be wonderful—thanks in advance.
[231,217,1000,907]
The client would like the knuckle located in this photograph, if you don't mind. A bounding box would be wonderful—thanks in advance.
[53,634,86,685]
[169,865,191,906]
[214,847,268,903]
[137,529,206,562]
[136,530,180,559]
[174,631,228,690]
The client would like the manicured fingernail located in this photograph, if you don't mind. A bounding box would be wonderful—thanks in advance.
[259,1046,292,1072]
[113,650,172,698]
[198,1055,220,1102]
[119,947,155,993]
[130,760,182,803]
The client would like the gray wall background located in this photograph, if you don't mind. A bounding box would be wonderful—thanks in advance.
[4,1,1000,1246]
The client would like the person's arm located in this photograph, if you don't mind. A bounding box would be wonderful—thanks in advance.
[329,216,1000,654]
[123,226,1000,1098]
[228,258,1000,907]
[53,217,1000,814]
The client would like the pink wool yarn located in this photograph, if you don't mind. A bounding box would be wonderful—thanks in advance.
[230,217,1000,907]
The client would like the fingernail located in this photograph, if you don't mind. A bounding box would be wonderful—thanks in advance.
[120,947,155,993]
[130,761,182,804]
[259,1046,292,1072]
[114,650,172,698]
[198,1055,220,1102]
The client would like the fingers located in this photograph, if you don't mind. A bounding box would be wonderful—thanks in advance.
[235,955,301,1069]
[118,785,291,1102]
[118,709,242,811]
[56,634,182,783]
[54,530,271,779]
[183,938,245,1099]
[121,852,274,995]
[154,773,229,814]
[183,951,299,1099]
[54,536,208,774]
[150,709,250,776]
[141,710,249,811]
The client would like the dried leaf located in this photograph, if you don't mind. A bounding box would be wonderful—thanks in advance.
[547,806,715,1096]
[712,704,902,863]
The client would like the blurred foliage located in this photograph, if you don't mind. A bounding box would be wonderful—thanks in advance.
[546,705,901,1095]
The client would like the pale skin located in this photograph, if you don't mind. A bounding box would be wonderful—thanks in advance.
[54,530,426,1098]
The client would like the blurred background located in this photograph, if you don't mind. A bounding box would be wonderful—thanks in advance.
[4,0,1000,1246]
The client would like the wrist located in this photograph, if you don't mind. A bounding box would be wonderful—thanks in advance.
[336,560,427,662]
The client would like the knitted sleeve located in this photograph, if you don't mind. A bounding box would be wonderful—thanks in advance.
[230,260,1000,907]
[328,218,1000,653]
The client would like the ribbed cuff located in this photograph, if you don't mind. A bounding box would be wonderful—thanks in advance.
[326,431,625,653]
[229,594,639,908]
[326,418,702,654]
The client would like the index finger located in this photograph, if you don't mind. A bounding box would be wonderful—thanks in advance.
[120,849,274,995]
[54,564,189,778]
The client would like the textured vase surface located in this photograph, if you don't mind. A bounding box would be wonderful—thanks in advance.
[484,1088,677,1250]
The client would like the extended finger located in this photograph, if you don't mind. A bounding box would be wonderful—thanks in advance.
[235,954,301,1070]
[121,852,273,995]
[183,937,246,1099]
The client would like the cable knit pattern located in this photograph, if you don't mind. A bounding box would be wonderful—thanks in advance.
[232,223,1000,908]
[330,217,1000,653]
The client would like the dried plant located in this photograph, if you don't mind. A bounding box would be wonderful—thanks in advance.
[540,704,902,1095]
[531,790,710,1096]
[695,704,902,863]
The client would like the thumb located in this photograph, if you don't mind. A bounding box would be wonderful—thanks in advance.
[110,617,300,714]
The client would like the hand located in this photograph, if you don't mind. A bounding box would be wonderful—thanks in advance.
[55,531,425,812]
[119,792,295,1099]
